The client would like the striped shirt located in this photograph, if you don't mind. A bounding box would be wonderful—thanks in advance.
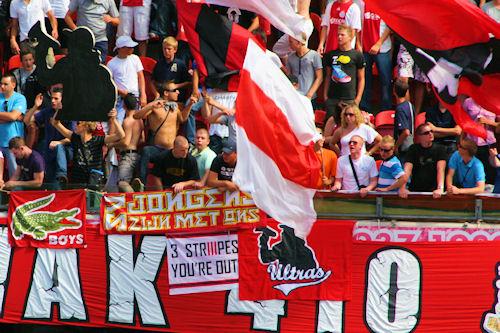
[377,155,405,190]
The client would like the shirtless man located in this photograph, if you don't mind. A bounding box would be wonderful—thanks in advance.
[134,80,197,185]
[108,94,144,192]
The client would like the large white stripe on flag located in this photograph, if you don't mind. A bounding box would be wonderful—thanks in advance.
[189,0,308,41]
[233,129,317,239]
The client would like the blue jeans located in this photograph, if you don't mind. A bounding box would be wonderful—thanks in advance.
[361,51,392,112]
[44,144,71,183]
[139,145,167,183]
[183,98,204,145]
[94,41,108,64]
[1,147,16,179]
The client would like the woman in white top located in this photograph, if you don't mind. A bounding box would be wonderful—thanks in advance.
[326,103,381,156]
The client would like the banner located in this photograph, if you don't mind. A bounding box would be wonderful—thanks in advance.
[167,233,239,295]
[239,219,354,300]
[101,189,265,234]
[0,218,497,331]
[7,190,86,248]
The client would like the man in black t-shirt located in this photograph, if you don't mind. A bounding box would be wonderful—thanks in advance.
[323,25,365,123]
[207,141,238,192]
[151,136,199,192]
[400,124,447,198]
[425,102,462,160]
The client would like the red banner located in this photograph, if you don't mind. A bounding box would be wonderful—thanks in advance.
[101,189,265,234]
[0,219,496,332]
[239,219,354,300]
[7,190,86,248]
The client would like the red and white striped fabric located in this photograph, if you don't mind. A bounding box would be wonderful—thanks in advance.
[233,39,321,239]
[188,0,308,41]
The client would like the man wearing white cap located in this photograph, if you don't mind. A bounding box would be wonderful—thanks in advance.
[107,35,147,123]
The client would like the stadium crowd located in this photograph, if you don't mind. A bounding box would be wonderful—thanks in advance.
[0,0,498,198]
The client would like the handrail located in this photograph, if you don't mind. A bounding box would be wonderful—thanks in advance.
[314,190,500,223]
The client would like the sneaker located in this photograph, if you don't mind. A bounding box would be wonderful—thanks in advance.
[131,178,145,192]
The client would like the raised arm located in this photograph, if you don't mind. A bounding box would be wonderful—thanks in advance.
[105,109,125,144]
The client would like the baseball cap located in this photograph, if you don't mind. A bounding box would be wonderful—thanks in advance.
[222,141,237,154]
[114,36,138,51]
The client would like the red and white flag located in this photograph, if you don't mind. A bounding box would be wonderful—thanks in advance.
[179,0,321,238]
[188,0,309,40]
[234,39,321,238]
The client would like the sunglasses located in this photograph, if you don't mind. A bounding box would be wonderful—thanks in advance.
[348,141,360,146]
[380,147,393,153]
[419,130,433,136]
[344,113,355,117]
[166,89,179,93]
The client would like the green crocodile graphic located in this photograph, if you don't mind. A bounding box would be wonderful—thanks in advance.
[11,194,82,240]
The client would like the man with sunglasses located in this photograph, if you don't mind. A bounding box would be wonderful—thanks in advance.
[0,73,27,178]
[400,123,447,198]
[445,136,485,195]
[134,80,197,187]
[332,135,377,197]
[375,135,407,196]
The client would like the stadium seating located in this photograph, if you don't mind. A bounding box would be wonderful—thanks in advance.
[374,110,395,137]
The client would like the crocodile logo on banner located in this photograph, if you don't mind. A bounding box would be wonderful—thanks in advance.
[11,194,82,241]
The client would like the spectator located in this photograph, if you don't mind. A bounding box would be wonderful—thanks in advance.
[332,135,378,197]
[10,0,58,55]
[4,136,44,189]
[446,136,485,195]
[482,0,499,22]
[360,5,392,112]
[396,44,429,114]
[375,135,407,195]
[326,103,380,156]
[107,35,147,121]
[203,92,236,148]
[148,0,177,41]
[12,47,45,108]
[65,0,120,63]
[323,25,365,125]
[47,0,70,53]
[315,129,337,189]
[110,94,144,193]
[206,140,239,192]
[150,135,199,192]
[488,147,500,193]
[191,128,216,188]
[51,109,125,187]
[134,81,196,185]
[393,78,415,162]
[286,33,323,108]
[0,73,27,178]
[317,0,361,55]
[23,89,70,185]
[425,102,462,160]
[400,123,447,198]
[151,37,191,102]
[117,0,152,56]
[462,96,498,185]
[200,89,234,155]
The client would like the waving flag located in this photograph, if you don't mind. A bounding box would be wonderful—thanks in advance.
[178,0,321,238]
[188,0,309,41]
[367,0,499,137]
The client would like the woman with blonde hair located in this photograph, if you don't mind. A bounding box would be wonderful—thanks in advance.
[325,103,381,156]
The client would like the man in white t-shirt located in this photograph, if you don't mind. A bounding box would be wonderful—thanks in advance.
[107,36,147,123]
[10,0,58,54]
[332,135,378,197]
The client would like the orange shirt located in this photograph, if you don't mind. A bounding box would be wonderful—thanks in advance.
[316,148,338,189]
